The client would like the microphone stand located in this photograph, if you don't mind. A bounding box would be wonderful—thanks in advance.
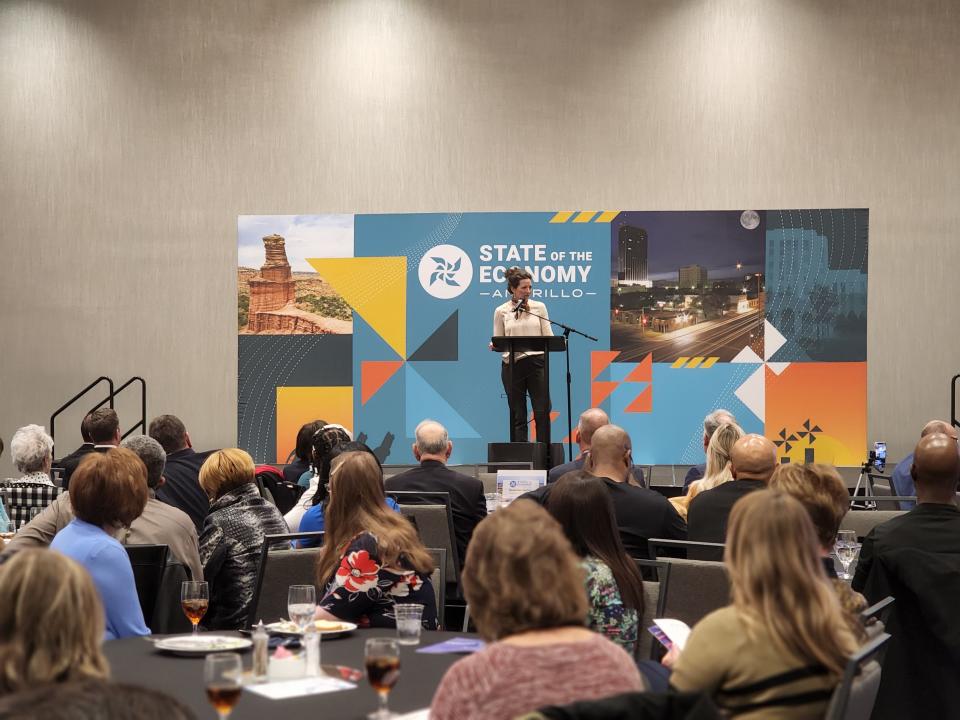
[516,302,598,462]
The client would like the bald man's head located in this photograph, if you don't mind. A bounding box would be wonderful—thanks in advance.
[589,424,631,467]
[729,434,778,482]
[413,419,451,462]
[578,408,610,447]
[921,420,958,440]
[912,432,960,500]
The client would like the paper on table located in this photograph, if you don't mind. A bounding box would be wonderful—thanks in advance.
[245,676,356,700]
[496,470,547,505]
[652,618,692,651]
[416,637,486,654]
[393,709,430,720]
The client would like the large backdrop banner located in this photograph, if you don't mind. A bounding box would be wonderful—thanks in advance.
[238,209,868,467]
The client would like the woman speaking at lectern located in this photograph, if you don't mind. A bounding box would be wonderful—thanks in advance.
[492,267,554,443]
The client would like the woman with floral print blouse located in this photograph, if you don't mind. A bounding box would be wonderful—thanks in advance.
[314,450,439,629]
[546,471,646,655]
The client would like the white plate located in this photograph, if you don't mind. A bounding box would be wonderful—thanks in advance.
[154,634,253,656]
[264,620,358,639]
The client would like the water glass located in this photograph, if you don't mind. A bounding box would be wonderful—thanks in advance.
[484,492,501,513]
[835,530,859,580]
[394,603,424,646]
[288,584,317,632]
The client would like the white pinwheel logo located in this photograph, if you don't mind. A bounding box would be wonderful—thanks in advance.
[418,245,473,299]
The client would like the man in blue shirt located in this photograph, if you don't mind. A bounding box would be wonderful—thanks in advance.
[890,420,958,510]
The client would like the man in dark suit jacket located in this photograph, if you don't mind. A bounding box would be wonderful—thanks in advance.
[384,420,486,570]
[686,433,776,555]
[57,409,121,489]
[524,425,686,559]
[851,431,960,720]
[682,408,737,491]
[149,414,214,533]
[548,407,645,487]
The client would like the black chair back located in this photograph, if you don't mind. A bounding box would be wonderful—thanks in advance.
[150,560,192,634]
[388,491,461,594]
[425,547,447,629]
[124,544,169,630]
[824,632,891,720]
[247,532,324,627]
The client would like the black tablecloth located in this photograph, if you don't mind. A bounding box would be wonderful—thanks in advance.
[105,629,473,719]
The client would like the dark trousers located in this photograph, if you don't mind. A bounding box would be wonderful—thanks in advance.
[501,355,551,444]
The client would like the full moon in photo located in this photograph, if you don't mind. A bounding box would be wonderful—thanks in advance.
[740,210,760,230]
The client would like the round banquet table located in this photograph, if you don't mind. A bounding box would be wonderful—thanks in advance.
[105,629,474,719]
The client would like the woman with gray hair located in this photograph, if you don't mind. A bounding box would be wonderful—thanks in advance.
[2,424,57,531]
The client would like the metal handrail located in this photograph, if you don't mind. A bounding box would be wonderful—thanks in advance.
[952,374,960,429]
[48,376,147,453]
[49,376,115,450]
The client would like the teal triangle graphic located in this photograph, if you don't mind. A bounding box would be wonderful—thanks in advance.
[404,364,480,439]
[409,310,458,362]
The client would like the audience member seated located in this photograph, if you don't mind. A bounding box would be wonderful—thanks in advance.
[888,419,956,510]
[0,549,109,694]
[3,425,60,529]
[547,408,646,486]
[670,421,742,521]
[687,433,776,550]
[314,450,438,629]
[667,491,858,718]
[546,472,645,656]
[284,418,325,485]
[298,440,400,546]
[59,408,121,489]
[430,500,644,720]
[852,431,960,720]
[683,408,737,491]
[53,410,95,487]
[522,425,686,558]
[9,436,203,581]
[50,449,151,639]
[770,463,867,623]
[384,419,486,569]
[197,448,288,630]
[148,414,214,533]
[284,424,351,533]
[0,680,197,720]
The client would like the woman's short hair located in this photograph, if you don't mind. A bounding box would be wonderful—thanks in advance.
[70,448,149,527]
[0,549,109,693]
[294,419,326,462]
[9,424,53,474]
[198,448,256,501]
[769,463,850,548]
[463,499,586,642]
[504,266,532,292]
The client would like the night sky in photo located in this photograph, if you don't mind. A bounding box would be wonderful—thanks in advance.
[610,210,765,281]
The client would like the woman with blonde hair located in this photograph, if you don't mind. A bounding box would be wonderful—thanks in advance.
[670,421,743,521]
[0,549,109,693]
[198,448,288,630]
[430,500,644,720]
[667,490,858,718]
[315,450,438,629]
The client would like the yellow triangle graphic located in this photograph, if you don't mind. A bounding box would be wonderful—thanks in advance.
[307,257,406,358]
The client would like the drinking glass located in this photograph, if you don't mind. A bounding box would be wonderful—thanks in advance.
[181,581,209,636]
[394,603,424,645]
[288,584,317,632]
[205,652,243,719]
[365,637,400,719]
[0,520,15,541]
[835,530,859,580]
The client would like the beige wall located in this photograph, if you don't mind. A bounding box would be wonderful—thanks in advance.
[2,0,958,474]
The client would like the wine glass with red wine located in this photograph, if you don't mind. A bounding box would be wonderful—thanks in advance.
[365,637,400,719]
[205,652,243,719]
[181,581,209,636]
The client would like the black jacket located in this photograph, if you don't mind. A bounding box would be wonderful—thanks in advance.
[156,448,215,532]
[686,479,765,557]
[384,460,486,569]
[55,444,101,489]
[548,455,646,487]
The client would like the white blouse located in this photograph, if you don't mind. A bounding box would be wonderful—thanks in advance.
[492,299,554,362]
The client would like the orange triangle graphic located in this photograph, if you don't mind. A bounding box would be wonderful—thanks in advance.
[361,360,403,405]
[591,351,620,380]
[624,384,652,413]
[591,381,618,407]
[625,353,653,383]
